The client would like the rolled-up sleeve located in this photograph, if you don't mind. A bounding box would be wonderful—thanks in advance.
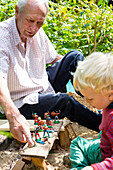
[39,28,58,64]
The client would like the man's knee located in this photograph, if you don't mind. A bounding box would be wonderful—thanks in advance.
[65,50,84,72]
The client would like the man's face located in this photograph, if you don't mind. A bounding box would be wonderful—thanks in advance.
[15,1,47,40]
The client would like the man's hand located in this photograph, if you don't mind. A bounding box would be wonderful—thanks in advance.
[81,166,93,170]
[8,112,34,147]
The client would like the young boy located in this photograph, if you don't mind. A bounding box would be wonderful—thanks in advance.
[70,52,113,170]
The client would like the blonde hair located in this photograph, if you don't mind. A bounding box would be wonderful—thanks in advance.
[73,52,113,95]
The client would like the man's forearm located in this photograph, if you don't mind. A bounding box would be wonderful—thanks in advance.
[51,54,63,65]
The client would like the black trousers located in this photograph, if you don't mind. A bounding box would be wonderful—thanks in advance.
[19,51,102,132]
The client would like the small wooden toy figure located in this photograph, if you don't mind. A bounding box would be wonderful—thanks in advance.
[51,110,61,124]
[42,136,51,144]
[44,112,53,128]
[43,124,50,138]
[32,112,39,125]
[32,113,44,131]
[34,127,44,144]
[37,117,45,132]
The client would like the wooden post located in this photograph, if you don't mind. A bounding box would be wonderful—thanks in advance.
[65,123,77,140]
[32,158,47,170]
[58,127,70,149]
[31,158,54,170]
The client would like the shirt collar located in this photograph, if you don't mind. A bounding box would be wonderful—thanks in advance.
[12,16,22,46]
[12,16,33,46]
[11,16,42,49]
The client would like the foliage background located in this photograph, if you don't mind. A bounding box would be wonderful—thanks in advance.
[0,0,113,56]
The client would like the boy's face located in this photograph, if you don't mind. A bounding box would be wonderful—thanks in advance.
[80,87,111,110]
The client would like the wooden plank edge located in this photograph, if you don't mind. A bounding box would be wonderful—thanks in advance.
[11,159,25,170]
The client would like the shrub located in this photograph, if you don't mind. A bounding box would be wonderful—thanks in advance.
[0,0,113,56]
[43,0,113,56]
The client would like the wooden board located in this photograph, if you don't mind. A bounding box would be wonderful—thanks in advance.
[11,159,25,170]
[0,120,8,125]
[20,121,63,158]
[0,119,70,131]
[0,120,34,131]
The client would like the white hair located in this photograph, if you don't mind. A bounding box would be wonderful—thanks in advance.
[17,0,49,14]
[73,52,113,95]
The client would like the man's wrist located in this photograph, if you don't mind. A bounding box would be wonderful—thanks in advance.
[5,105,20,122]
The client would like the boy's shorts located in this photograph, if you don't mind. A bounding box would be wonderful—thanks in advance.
[70,136,102,170]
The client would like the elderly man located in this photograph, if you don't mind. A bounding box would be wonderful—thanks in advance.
[0,0,102,146]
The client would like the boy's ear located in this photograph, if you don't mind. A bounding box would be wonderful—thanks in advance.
[108,90,113,101]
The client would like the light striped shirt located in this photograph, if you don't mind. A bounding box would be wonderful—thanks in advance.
[0,16,57,108]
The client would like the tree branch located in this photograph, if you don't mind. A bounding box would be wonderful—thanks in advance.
[91,29,112,53]
[109,46,113,52]
[86,27,91,54]
[93,20,98,52]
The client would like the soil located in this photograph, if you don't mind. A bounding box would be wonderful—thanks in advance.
[0,92,99,170]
